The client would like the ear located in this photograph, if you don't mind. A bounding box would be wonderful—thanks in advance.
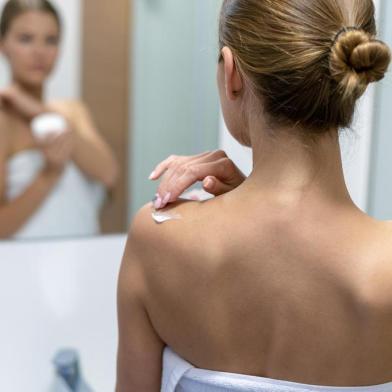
[221,46,243,101]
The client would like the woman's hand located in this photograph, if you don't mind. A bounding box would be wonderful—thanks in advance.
[38,129,75,174]
[0,85,45,120]
[150,150,246,209]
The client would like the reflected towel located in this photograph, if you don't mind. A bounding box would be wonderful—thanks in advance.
[6,149,106,239]
[161,347,392,392]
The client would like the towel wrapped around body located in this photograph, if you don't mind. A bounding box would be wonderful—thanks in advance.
[161,347,392,392]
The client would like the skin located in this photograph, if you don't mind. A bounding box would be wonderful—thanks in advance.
[149,149,246,208]
[0,10,119,238]
[116,46,392,391]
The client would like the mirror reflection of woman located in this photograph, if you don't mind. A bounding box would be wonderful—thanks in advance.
[0,0,119,240]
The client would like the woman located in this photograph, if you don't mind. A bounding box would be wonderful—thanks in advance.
[117,0,392,391]
[0,0,118,239]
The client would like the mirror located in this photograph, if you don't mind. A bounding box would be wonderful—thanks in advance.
[0,0,222,242]
[1,0,391,241]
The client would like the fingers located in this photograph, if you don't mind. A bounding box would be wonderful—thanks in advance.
[38,129,71,146]
[57,133,73,161]
[149,151,217,180]
[149,150,247,209]
[149,155,178,180]
[0,86,15,99]
[0,88,14,108]
[40,130,73,167]
[155,157,233,205]
[0,85,44,119]
[0,86,20,109]
[202,176,234,196]
[39,133,58,146]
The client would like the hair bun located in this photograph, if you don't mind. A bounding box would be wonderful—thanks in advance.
[330,29,391,98]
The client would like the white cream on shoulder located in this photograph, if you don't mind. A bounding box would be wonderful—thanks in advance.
[151,188,213,224]
[151,209,182,224]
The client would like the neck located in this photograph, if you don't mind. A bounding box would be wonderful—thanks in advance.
[242,118,353,206]
[13,79,44,101]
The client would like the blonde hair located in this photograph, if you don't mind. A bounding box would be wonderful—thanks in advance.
[219,0,391,134]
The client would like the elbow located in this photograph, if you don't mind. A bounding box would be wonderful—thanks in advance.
[0,211,19,239]
[0,226,18,239]
[103,160,120,189]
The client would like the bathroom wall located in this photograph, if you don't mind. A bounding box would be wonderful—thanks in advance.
[0,0,82,100]
[82,0,130,234]
[219,114,253,177]
[341,0,381,212]
[368,0,392,219]
[0,235,126,392]
[129,0,222,219]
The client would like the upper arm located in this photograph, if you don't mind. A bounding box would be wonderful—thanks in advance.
[70,100,107,142]
[116,200,205,391]
[51,100,105,141]
[116,204,165,392]
[0,120,8,204]
[0,153,5,205]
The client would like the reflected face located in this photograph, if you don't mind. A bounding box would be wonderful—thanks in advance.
[1,11,60,87]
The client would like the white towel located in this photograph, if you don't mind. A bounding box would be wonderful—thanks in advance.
[161,347,392,392]
[6,149,106,239]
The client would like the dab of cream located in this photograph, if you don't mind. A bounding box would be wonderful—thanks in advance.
[151,188,211,224]
[151,209,182,224]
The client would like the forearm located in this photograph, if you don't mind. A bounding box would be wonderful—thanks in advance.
[71,131,119,188]
[0,169,61,238]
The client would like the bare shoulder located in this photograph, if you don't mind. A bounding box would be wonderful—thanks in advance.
[127,198,223,274]
[129,199,206,252]
[384,220,392,229]
[48,99,90,121]
[360,219,392,310]
[0,107,13,129]
[0,110,11,152]
[380,220,392,290]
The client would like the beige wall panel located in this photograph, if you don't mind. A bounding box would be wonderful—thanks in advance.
[82,0,131,233]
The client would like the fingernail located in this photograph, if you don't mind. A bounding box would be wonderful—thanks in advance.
[203,178,213,189]
[149,171,156,180]
[154,195,163,209]
[162,192,171,207]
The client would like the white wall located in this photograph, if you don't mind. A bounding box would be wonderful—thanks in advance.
[0,235,126,392]
[0,0,81,100]
[366,0,392,219]
[219,113,252,176]
[340,88,375,210]
[339,0,380,211]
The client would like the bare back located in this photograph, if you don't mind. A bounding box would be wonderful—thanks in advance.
[134,186,392,387]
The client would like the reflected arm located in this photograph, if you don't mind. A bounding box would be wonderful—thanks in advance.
[0,122,64,238]
[0,90,119,189]
[0,164,62,238]
[66,102,119,189]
